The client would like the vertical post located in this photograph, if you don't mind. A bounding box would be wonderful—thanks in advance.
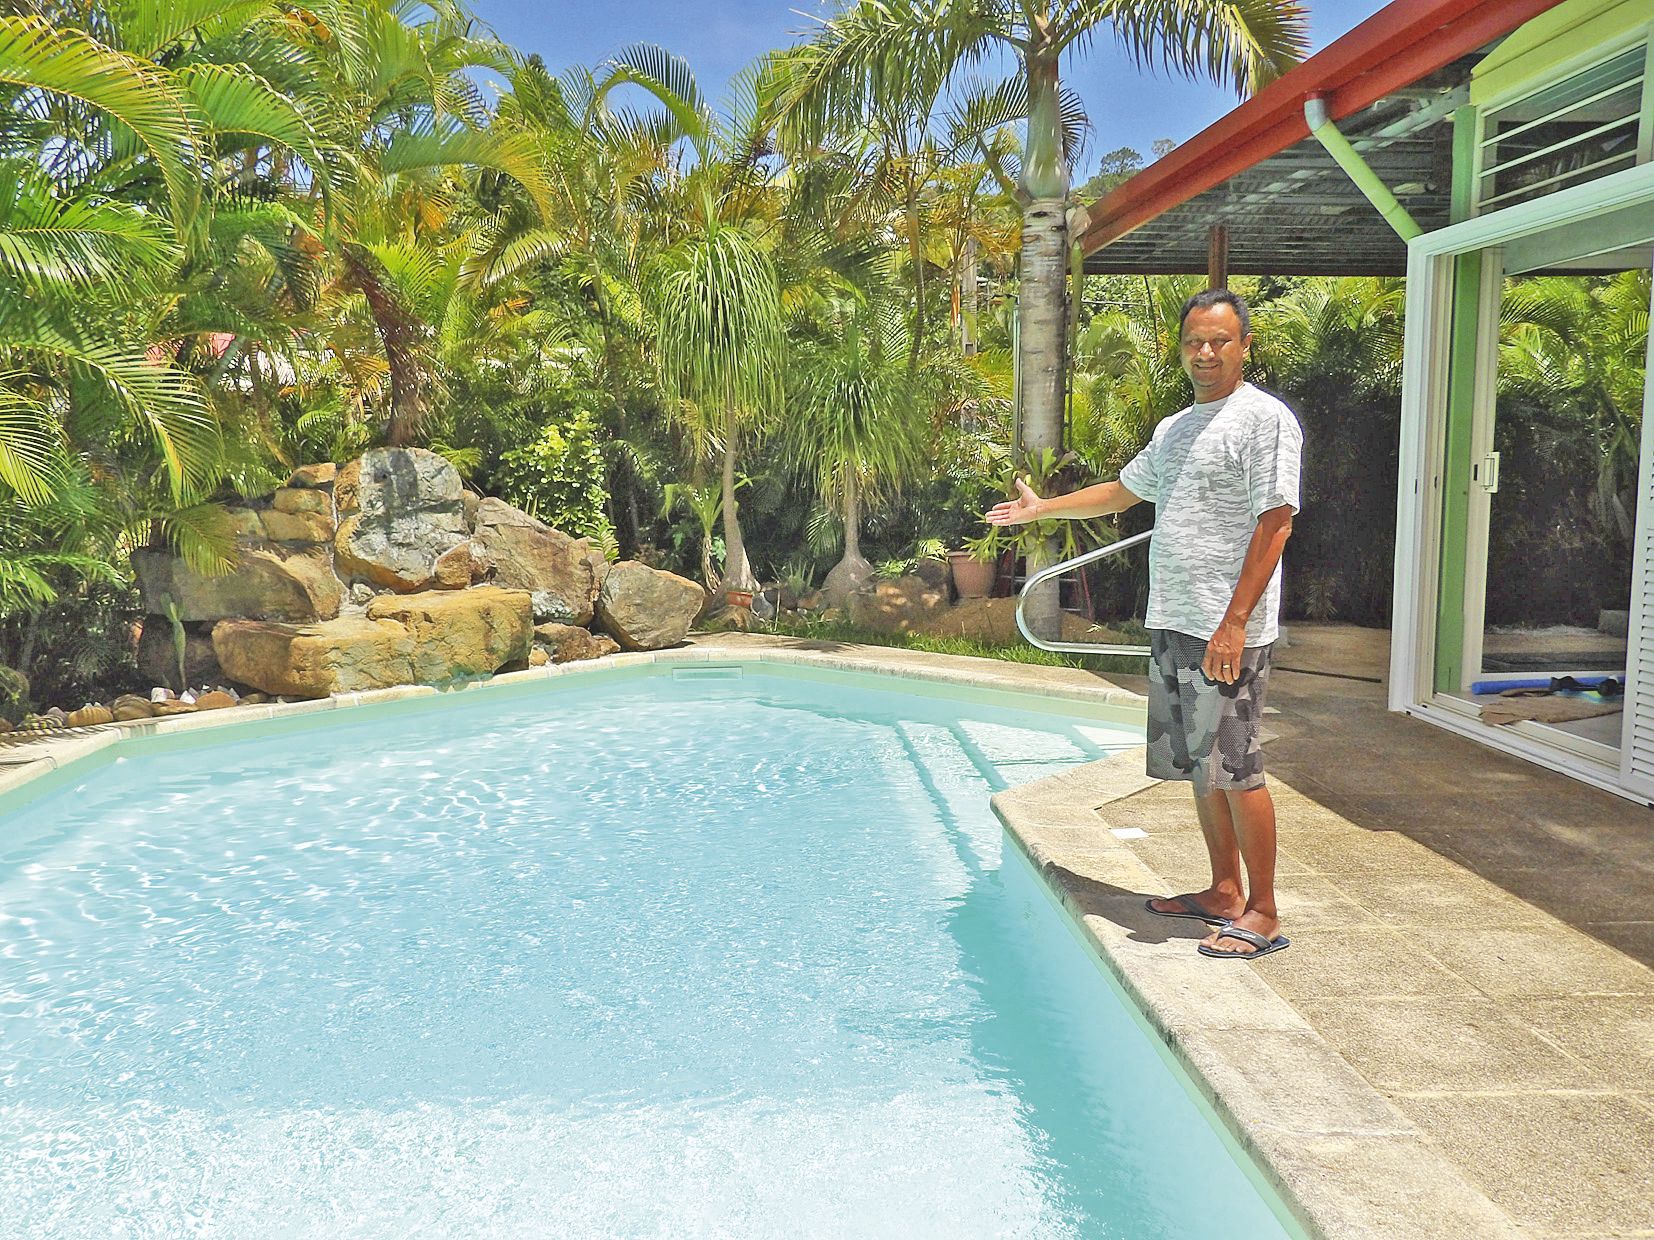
[1206,223,1229,290]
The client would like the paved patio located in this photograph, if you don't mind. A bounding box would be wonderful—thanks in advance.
[995,622,1654,1239]
[1262,624,1652,969]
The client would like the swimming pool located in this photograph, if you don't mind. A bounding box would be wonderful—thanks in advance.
[0,665,1297,1237]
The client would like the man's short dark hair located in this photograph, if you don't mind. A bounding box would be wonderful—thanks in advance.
[1179,288,1251,338]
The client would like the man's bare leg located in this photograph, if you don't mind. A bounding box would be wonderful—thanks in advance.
[1146,789,1247,922]
[1199,785,1282,953]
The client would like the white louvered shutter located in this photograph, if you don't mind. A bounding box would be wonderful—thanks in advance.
[1619,269,1654,799]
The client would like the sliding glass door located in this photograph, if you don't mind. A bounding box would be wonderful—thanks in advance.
[1456,221,1653,762]
[1391,164,1654,796]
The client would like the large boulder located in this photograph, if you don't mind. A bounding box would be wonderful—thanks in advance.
[260,508,334,544]
[335,447,462,517]
[366,588,532,682]
[214,587,535,697]
[534,622,620,664]
[595,561,703,650]
[333,448,467,592]
[132,545,342,623]
[846,575,950,634]
[287,462,337,489]
[335,512,467,591]
[136,619,222,691]
[212,616,415,698]
[471,497,600,624]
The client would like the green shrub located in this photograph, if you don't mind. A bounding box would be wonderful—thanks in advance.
[495,413,612,541]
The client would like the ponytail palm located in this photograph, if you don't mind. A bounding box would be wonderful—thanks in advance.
[654,220,783,594]
[788,295,927,604]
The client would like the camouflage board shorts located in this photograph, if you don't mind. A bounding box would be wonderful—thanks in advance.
[1146,629,1273,796]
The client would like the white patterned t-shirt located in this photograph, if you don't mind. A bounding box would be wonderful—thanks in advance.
[1117,383,1302,646]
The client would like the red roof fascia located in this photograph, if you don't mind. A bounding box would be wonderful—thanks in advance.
[1078,0,1567,255]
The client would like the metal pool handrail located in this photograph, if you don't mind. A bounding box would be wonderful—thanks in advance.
[1014,529,1153,656]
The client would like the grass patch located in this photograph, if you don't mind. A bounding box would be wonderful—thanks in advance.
[759,616,1151,679]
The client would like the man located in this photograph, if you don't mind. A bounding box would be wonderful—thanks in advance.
[985,288,1301,959]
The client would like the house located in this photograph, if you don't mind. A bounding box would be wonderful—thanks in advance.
[1080,0,1654,804]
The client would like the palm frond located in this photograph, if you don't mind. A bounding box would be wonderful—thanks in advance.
[0,158,178,291]
[145,501,236,575]
[378,119,553,219]
[107,0,279,59]
[0,15,201,228]
[176,62,331,189]
[1081,0,1309,97]
[0,379,66,505]
[4,314,222,500]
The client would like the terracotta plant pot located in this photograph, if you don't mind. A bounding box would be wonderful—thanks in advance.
[947,550,995,600]
[724,588,754,609]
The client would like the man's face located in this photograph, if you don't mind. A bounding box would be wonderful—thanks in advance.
[1180,304,1251,401]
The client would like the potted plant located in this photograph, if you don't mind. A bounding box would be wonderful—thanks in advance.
[949,534,999,599]
[960,452,1114,607]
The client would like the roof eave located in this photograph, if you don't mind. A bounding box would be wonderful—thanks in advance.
[1078,0,1568,256]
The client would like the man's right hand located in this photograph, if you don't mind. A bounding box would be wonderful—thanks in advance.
[984,477,1043,526]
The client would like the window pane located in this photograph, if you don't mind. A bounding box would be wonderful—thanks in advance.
[1479,46,1646,212]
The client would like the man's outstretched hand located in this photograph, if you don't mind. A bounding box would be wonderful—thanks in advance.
[984,477,1042,526]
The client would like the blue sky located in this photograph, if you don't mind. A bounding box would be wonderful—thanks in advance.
[466,0,1388,179]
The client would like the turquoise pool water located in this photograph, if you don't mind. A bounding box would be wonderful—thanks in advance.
[0,668,1294,1238]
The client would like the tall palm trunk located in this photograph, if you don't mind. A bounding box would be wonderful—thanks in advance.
[1016,40,1069,640]
[720,426,758,594]
[904,176,926,374]
[344,243,431,448]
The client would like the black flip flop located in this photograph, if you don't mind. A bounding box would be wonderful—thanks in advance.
[1197,925,1291,959]
[1144,895,1231,928]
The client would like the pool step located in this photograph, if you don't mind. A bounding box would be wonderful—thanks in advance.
[896,722,1005,868]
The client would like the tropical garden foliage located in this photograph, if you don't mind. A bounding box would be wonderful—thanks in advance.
[0,0,1642,713]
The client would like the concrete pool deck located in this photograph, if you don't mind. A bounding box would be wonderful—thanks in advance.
[2,628,1648,1237]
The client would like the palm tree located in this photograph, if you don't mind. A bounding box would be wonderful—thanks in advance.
[780,0,1306,634]
[787,292,929,605]
[269,0,553,447]
[622,46,787,597]
[654,218,782,596]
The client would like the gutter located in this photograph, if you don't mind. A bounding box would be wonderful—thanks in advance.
[1303,94,1423,241]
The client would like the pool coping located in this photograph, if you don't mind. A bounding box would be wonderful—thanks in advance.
[0,634,1511,1237]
